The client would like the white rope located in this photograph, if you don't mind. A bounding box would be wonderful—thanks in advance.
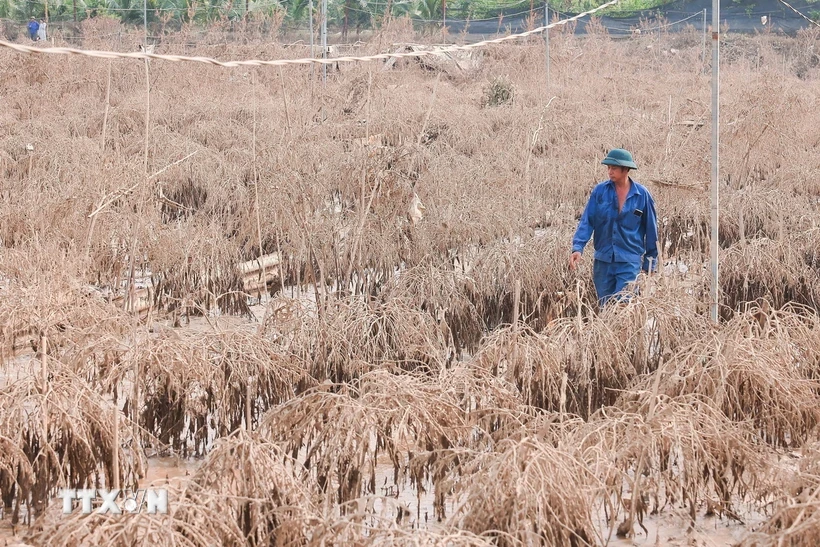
[0,0,618,68]
[602,10,706,34]
[775,0,820,28]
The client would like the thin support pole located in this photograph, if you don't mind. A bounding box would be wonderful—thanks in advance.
[309,0,315,80]
[321,0,328,85]
[252,70,265,302]
[40,332,48,461]
[443,0,447,41]
[701,9,707,71]
[545,1,550,89]
[710,0,720,322]
[112,391,119,489]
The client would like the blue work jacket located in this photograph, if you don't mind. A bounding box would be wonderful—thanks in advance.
[572,179,659,272]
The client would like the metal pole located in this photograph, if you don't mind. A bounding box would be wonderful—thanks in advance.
[544,1,550,89]
[143,0,148,43]
[710,0,720,322]
[321,0,328,84]
[309,0,315,79]
[701,9,707,71]
[443,0,446,40]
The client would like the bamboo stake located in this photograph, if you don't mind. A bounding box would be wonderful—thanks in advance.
[101,60,112,151]
[112,391,120,489]
[710,0,720,322]
[245,381,252,430]
[126,57,151,314]
[278,67,292,139]
[344,71,374,290]
[40,332,48,461]
[85,60,114,266]
[544,1,550,89]
[738,205,746,248]
[252,70,266,302]
[512,279,521,326]
[309,0,315,82]
[125,56,151,480]
[275,218,286,295]
[510,279,521,392]
[559,370,568,418]
[417,72,442,147]
[39,331,47,393]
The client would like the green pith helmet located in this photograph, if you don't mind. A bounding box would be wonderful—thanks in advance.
[601,149,638,170]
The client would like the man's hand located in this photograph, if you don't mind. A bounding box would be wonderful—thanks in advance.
[569,251,582,271]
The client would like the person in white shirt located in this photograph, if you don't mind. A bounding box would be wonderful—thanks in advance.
[37,19,47,42]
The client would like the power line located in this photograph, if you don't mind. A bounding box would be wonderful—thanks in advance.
[0,0,619,67]
[774,0,820,28]
[598,10,706,33]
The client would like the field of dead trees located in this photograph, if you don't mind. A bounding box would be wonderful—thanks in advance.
[2,16,820,546]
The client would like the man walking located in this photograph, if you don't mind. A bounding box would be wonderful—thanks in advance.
[27,17,39,41]
[569,149,658,306]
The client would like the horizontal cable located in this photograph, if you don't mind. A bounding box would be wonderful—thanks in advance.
[0,0,618,68]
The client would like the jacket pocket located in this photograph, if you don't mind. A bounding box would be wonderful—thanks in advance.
[621,210,641,230]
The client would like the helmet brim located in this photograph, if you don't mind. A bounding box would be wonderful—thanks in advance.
[601,159,638,169]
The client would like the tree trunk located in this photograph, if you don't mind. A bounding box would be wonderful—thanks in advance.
[343,0,349,41]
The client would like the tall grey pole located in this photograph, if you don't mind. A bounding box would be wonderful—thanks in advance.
[442,0,446,41]
[701,9,707,70]
[321,0,328,84]
[710,0,720,322]
[144,0,148,43]
[544,1,549,89]
[309,0,315,79]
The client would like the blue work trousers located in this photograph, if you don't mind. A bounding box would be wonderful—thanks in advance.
[593,260,641,307]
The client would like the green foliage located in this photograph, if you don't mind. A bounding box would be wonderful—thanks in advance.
[454,0,529,20]
[482,75,514,107]
[283,0,309,23]
[563,0,672,18]
[414,0,440,19]
[105,0,157,24]
[0,0,747,27]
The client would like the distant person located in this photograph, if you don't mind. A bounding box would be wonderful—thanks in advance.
[569,149,659,307]
[27,17,39,41]
[37,19,47,42]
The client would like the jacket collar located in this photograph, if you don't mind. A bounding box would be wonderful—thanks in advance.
[605,177,638,199]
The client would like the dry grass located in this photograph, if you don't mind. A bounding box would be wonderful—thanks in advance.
[1,20,820,546]
[0,367,143,525]
[130,329,313,455]
[447,437,601,546]
[623,307,820,448]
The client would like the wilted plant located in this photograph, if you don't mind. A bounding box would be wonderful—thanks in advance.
[2,22,820,547]
[482,75,515,107]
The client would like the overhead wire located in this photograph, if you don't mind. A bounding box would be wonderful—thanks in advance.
[0,0,619,67]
